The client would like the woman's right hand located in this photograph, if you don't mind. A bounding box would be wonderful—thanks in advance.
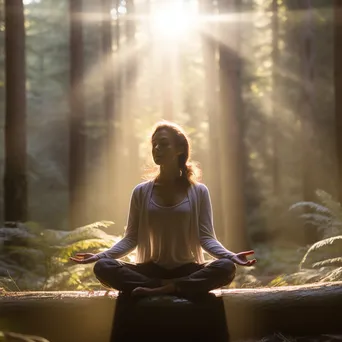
[69,253,100,264]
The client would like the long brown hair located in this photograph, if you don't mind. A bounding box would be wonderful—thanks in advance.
[143,121,201,184]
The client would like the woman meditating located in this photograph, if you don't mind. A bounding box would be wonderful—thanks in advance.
[70,121,256,297]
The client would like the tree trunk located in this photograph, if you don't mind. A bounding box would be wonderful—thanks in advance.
[335,0,342,203]
[299,0,317,243]
[1,282,342,342]
[217,0,249,251]
[101,0,115,221]
[199,0,225,242]
[300,0,315,202]
[4,0,27,223]
[69,0,87,229]
[271,0,280,196]
[124,0,140,184]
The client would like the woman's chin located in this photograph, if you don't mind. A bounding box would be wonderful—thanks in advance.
[153,157,162,165]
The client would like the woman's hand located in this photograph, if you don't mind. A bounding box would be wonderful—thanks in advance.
[69,253,100,264]
[230,250,257,266]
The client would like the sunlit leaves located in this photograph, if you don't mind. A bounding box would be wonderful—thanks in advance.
[299,236,342,270]
[0,221,125,291]
[290,190,342,238]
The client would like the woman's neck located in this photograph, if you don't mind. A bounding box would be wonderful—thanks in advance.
[158,165,180,183]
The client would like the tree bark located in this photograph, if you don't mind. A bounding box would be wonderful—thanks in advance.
[271,0,280,196]
[101,0,115,221]
[217,0,249,251]
[335,0,342,203]
[4,0,27,222]
[298,0,317,243]
[300,0,315,204]
[69,0,87,229]
[199,0,225,242]
[0,282,341,342]
[124,0,140,183]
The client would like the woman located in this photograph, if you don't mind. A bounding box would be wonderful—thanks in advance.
[70,121,256,297]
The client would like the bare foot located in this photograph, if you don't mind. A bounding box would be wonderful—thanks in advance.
[131,287,154,296]
[131,283,176,297]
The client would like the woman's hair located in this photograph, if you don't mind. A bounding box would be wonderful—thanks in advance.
[143,120,201,184]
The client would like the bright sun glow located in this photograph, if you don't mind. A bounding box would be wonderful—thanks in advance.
[23,0,41,5]
[151,2,197,40]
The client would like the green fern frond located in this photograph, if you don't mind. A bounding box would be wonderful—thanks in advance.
[267,275,288,287]
[316,190,342,219]
[320,267,342,282]
[284,269,326,285]
[299,213,331,223]
[0,262,35,276]
[74,221,114,231]
[40,229,70,245]
[289,201,332,215]
[60,225,117,245]
[39,221,115,246]
[24,221,45,235]
[312,257,342,268]
[0,227,35,241]
[300,235,342,269]
[53,238,115,262]
[4,246,45,259]
[44,264,95,290]
[0,220,122,290]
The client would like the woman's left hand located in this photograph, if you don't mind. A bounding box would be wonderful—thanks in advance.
[230,250,257,266]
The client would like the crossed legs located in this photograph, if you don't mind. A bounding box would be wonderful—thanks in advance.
[93,258,236,296]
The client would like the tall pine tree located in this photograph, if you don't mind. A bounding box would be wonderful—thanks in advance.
[4,0,27,222]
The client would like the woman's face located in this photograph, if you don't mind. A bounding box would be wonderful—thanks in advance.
[152,129,181,166]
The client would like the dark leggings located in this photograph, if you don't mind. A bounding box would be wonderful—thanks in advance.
[93,258,236,295]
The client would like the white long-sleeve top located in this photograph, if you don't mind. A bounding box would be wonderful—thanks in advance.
[98,180,235,264]
[148,196,194,269]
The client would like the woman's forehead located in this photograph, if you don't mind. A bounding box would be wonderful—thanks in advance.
[152,128,174,140]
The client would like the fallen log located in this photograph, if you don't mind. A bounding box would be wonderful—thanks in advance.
[0,282,341,342]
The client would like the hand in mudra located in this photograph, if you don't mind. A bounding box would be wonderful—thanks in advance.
[69,253,99,264]
[230,250,256,266]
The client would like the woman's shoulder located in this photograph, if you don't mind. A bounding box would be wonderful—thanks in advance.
[132,180,154,196]
[190,181,209,193]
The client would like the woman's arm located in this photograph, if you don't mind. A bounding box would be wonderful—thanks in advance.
[96,187,139,259]
[198,185,236,259]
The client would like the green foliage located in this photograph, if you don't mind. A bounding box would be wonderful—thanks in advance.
[299,236,342,269]
[0,331,50,342]
[290,190,342,238]
[287,191,342,285]
[267,275,289,287]
[0,221,125,291]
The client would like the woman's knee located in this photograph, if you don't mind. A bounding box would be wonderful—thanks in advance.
[213,258,237,277]
[93,258,120,278]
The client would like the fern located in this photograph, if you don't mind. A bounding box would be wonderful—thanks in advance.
[285,269,325,285]
[290,192,342,284]
[53,238,116,262]
[316,190,342,220]
[267,275,288,287]
[312,257,342,268]
[61,226,115,245]
[300,236,342,269]
[320,267,342,282]
[291,191,342,235]
[0,221,123,291]
[289,201,332,215]
[61,221,114,243]
[289,201,337,238]
[44,264,96,291]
